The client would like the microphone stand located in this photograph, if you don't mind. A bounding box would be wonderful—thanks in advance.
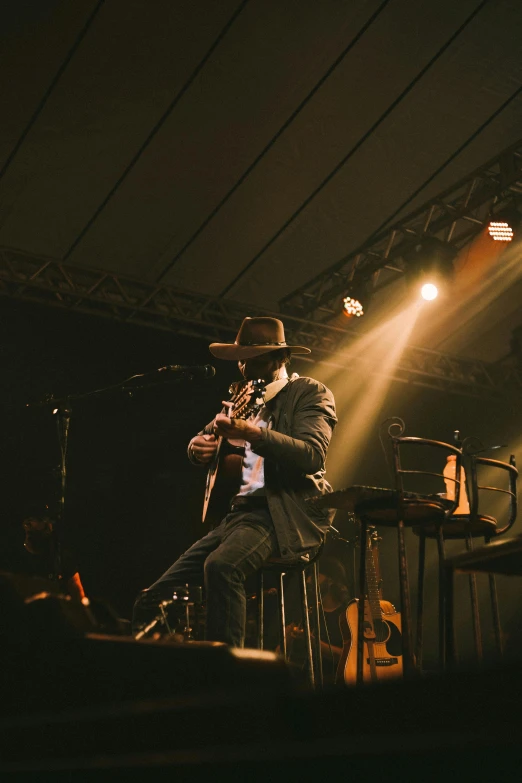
[25,366,211,592]
[52,399,72,580]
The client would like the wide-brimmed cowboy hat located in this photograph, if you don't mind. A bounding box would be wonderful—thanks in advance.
[209,317,311,360]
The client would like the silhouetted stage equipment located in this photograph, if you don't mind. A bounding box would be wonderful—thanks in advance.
[0,570,128,637]
[446,534,522,576]
[445,535,522,667]
[134,584,203,641]
[0,571,291,717]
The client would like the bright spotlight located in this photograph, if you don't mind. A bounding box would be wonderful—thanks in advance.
[421,283,438,301]
[343,295,364,318]
[403,237,456,302]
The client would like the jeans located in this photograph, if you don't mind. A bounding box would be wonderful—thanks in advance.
[132,506,278,647]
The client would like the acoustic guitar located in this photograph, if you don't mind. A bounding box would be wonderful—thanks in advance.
[202,379,266,524]
[338,528,403,684]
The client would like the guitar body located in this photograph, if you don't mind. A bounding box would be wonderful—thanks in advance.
[201,379,266,524]
[203,445,245,527]
[338,599,403,685]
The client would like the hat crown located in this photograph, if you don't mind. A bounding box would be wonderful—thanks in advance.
[208,316,310,359]
[236,317,286,347]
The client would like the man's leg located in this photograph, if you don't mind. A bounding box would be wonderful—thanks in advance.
[204,507,278,647]
[132,524,224,634]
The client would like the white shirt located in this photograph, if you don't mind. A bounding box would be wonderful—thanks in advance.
[236,375,291,497]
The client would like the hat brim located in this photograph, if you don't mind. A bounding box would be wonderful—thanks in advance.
[209,343,311,360]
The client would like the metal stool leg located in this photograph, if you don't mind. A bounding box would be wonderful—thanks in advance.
[465,533,483,664]
[484,537,503,662]
[398,518,414,676]
[299,569,315,687]
[278,570,287,659]
[444,561,456,670]
[257,569,264,650]
[357,522,368,686]
[416,530,426,670]
[436,523,446,671]
[309,562,323,688]
[489,572,503,662]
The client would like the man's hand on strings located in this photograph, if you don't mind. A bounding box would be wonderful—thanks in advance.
[214,412,262,443]
[190,433,218,463]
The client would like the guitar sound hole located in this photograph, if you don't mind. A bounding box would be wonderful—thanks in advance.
[372,619,390,643]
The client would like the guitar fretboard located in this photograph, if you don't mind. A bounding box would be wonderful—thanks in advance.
[365,531,382,622]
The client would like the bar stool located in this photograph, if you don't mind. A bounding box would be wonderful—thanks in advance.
[440,448,518,667]
[256,546,323,688]
[352,420,463,681]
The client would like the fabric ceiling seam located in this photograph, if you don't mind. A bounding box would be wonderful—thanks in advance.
[356,85,522,246]
[61,0,251,263]
[155,0,393,284]
[219,0,490,299]
[0,0,106,184]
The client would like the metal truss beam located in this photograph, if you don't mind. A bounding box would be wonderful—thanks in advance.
[0,246,521,399]
[281,139,522,321]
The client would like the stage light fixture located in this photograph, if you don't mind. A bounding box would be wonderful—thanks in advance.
[421,283,438,301]
[403,237,456,302]
[343,294,364,318]
[487,205,520,242]
[342,281,371,319]
[488,221,513,242]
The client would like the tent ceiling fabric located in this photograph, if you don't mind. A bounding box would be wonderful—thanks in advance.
[1,0,522,351]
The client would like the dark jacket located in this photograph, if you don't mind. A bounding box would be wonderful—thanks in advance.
[191,375,337,558]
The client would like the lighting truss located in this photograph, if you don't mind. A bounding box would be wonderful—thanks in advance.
[281,139,522,322]
[0,246,521,399]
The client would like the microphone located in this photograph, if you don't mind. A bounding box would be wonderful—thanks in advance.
[157,364,216,378]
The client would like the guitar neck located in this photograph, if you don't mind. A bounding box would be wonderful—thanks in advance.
[365,531,383,621]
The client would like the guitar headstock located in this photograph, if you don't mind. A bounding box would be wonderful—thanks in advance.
[230,379,266,420]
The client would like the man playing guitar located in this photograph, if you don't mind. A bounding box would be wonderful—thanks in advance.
[132,317,337,647]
